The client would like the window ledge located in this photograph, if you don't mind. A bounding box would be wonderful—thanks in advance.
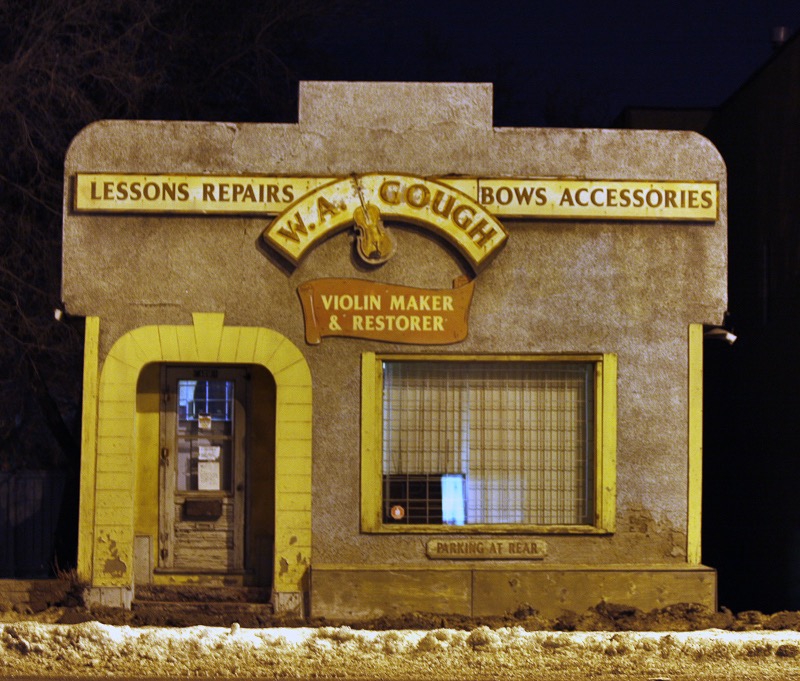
[361,524,613,535]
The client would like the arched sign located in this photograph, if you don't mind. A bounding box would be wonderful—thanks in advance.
[262,174,508,271]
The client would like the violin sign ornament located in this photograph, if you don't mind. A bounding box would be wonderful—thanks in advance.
[263,174,508,272]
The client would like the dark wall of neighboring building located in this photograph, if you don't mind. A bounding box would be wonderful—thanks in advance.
[702,31,800,614]
[618,31,800,613]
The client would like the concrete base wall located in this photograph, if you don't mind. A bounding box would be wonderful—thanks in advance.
[273,590,304,616]
[310,565,717,620]
[84,585,134,609]
[0,579,71,613]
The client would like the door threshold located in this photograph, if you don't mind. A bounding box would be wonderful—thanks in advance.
[154,568,250,576]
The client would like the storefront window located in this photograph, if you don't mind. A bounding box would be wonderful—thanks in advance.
[381,360,594,526]
[361,353,616,533]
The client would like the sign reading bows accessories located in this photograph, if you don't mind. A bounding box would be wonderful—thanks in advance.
[297,277,474,345]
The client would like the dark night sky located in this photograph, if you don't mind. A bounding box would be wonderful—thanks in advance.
[303,1,800,125]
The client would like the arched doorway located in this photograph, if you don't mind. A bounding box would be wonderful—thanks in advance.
[79,314,311,612]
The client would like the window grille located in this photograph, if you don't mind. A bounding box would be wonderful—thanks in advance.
[381,360,594,525]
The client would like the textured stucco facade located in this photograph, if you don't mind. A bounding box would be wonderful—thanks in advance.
[63,82,726,617]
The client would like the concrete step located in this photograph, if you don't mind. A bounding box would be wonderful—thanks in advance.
[131,598,275,627]
[132,600,274,613]
[135,584,270,603]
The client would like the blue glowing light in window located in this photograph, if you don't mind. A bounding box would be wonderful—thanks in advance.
[441,474,465,525]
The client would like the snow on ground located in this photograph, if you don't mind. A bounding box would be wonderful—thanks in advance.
[3,621,800,680]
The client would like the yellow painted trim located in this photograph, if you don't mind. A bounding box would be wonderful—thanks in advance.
[360,524,611,535]
[360,353,382,532]
[687,323,703,564]
[77,317,100,582]
[361,353,617,534]
[90,314,312,594]
[377,353,606,363]
[596,354,618,532]
[151,572,249,587]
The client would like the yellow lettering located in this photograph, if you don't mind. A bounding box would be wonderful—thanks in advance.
[451,204,475,230]
[379,180,401,205]
[277,212,312,244]
[317,196,340,221]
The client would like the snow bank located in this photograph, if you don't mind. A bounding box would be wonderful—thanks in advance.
[2,621,800,679]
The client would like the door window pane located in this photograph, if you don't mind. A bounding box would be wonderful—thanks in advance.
[176,379,234,491]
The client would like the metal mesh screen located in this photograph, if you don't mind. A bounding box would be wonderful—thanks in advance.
[382,360,594,525]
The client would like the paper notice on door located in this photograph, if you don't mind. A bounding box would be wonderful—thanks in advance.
[198,414,212,430]
[197,461,220,490]
[198,445,220,461]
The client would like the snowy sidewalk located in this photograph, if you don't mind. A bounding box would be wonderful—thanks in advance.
[3,621,800,679]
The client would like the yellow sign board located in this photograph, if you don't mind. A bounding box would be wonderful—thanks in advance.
[74,173,718,222]
[73,174,322,214]
[265,174,507,271]
[476,178,718,221]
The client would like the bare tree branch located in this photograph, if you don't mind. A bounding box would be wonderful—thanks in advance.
[0,0,359,477]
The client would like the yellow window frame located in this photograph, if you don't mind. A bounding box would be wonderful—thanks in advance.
[360,353,617,534]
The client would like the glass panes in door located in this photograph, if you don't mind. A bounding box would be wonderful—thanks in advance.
[176,379,235,491]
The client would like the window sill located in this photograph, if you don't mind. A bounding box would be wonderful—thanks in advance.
[361,523,613,535]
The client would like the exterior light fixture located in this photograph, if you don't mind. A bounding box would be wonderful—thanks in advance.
[703,326,737,344]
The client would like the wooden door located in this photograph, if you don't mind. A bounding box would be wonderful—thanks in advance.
[159,366,248,573]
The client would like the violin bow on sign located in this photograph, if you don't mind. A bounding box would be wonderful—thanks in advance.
[352,176,395,265]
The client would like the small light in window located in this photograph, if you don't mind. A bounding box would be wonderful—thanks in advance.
[442,475,465,525]
[390,505,405,520]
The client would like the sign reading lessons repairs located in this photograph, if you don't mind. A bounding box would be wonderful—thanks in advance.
[73,173,718,222]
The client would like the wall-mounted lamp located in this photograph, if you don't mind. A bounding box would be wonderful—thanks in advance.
[703,325,737,345]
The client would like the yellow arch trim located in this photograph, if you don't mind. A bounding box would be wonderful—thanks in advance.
[86,313,311,596]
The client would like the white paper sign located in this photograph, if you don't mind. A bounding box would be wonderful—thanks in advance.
[198,445,220,461]
[197,461,220,490]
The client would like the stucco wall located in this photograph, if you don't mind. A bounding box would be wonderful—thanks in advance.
[63,81,727,571]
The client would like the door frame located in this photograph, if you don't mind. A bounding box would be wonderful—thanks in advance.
[158,365,250,574]
[79,314,312,613]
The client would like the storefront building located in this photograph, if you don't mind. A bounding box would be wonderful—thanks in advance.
[63,82,726,618]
